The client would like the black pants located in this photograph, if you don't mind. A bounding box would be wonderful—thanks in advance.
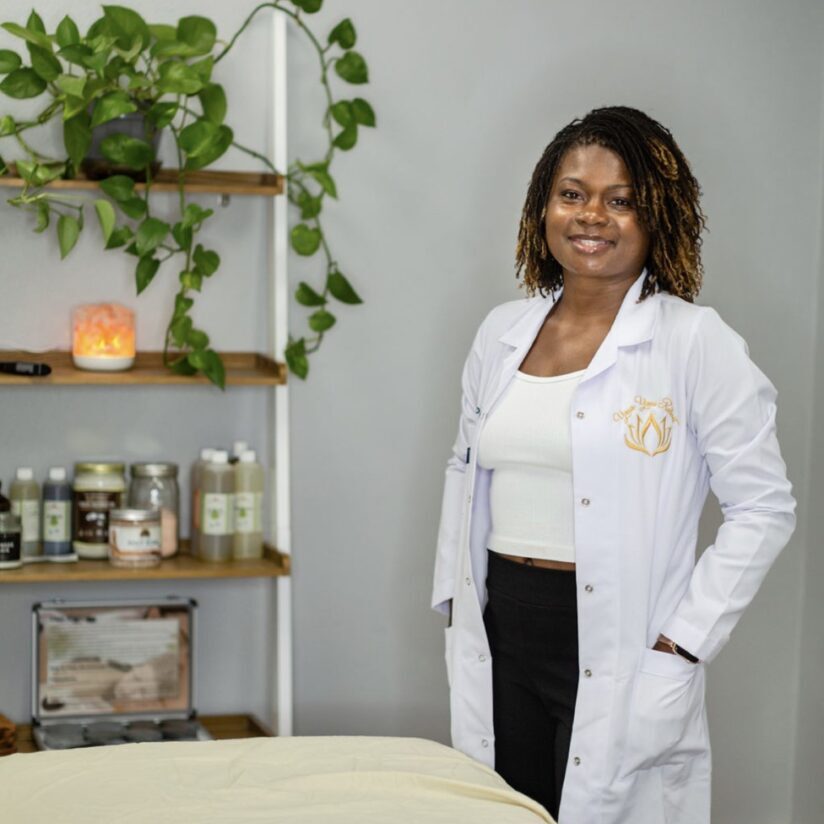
[483,550,580,821]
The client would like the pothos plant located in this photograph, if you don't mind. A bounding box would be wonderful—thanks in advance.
[0,1,373,385]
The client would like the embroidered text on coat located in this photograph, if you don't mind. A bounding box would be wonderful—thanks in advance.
[613,396,679,457]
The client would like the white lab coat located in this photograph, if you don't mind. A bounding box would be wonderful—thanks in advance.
[432,270,796,824]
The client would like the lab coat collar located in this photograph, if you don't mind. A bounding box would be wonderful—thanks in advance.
[496,269,659,388]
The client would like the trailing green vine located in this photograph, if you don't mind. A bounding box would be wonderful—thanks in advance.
[0,1,372,385]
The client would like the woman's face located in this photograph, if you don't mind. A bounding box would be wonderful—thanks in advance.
[544,143,650,283]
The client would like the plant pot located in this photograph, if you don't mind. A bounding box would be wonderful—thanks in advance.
[81,112,162,182]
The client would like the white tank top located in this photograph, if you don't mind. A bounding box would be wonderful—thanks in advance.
[477,368,584,562]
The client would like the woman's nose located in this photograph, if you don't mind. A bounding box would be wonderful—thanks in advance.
[576,201,608,225]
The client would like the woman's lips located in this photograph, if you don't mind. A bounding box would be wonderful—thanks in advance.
[569,236,615,254]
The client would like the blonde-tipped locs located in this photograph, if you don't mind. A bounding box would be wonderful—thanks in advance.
[515,106,707,302]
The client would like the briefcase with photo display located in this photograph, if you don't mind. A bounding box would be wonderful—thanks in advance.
[31,597,211,750]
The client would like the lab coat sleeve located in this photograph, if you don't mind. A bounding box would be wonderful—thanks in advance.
[431,318,486,616]
[659,307,797,662]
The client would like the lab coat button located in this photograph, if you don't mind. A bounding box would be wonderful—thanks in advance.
[467,495,472,504]
[465,577,471,586]
[481,739,489,748]
[576,411,585,419]
[584,584,593,593]
[475,406,481,415]
[573,756,581,766]
[584,668,592,677]
[478,654,486,662]
[580,497,591,506]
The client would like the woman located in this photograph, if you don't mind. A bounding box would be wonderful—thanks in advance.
[432,106,796,824]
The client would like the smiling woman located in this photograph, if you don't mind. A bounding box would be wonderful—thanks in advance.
[433,105,796,824]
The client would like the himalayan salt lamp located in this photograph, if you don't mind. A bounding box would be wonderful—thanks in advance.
[72,303,136,371]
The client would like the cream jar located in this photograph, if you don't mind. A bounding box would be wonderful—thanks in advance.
[73,462,127,559]
[108,508,161,568]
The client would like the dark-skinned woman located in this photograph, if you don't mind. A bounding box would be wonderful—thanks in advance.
[432,106,796,824]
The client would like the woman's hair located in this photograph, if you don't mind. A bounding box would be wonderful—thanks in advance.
[515,105,707,302]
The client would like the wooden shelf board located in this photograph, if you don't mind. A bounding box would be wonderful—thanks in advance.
[0,544,290,584]
[12,714,273,754]
[0,167,283,196]
[0,351,287,386]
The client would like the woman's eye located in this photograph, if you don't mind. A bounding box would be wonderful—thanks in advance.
[612,198,633,208]
[560,190,581,200]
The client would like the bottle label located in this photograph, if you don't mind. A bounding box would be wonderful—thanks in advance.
[44,501,71,543]
[234,492,262,533]
[0,533,21,565]
[74,491,122,544]
[12,500,40,542]
[111,524,161,552]
[202,493,234,536]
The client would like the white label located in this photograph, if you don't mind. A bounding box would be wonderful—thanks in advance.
[44,501,71,542]
[202,493,234,536]
[234,492,262,533]
[12,500,40,542]
[111,524,161,552]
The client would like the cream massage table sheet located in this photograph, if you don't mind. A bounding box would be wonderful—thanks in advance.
[1,735,554,823]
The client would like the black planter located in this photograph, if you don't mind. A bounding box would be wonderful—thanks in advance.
[81,112,163,181]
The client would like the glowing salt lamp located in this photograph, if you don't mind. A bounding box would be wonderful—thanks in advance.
[72,303,136,371]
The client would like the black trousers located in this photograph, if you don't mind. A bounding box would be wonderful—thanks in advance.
[483,550,580,821]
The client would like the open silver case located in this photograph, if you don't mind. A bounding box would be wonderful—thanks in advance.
[31,597,212,750]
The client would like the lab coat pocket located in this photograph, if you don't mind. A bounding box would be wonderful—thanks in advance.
[621,648,701,775]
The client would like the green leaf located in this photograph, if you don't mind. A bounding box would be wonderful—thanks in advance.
[0,115,15,136]
[0,50,22,74]
[99,174,135,202]
[177,16,216,56]
[82,51,109,75]
[184,124,232,171]
[34,201,49,232]
[174,294,194,318]
[146,100,178,128]
[187,328,209,349]
[333,124,357,151]
[135,254,160,294]
[169,357,197,376]
[151,39,195,59]
[171,314,193,347]
[119,197,146,219]
[27,11,46,35]
[295,282,326,307]
[90,91,137,127]
[63,113,91,170]
[191,56,213,83]
[329,100,353,127]
[285,338,308,379]
[181,203,213,227]
[135,217,170,256]
[199,83,226,125]
[297,190,322,219]
[309,308,336,333]
[334,51,368,84]
[27,45,62,82]
[193,244,219,276]
[57,214,81,259]
[293,0,323,13]
[352,97,376,127]
[291,224,321,256]
[0,68,46,99]
[328,18,356,49]
[156,61,203,95]
[58,44,93,67]
[148,24,176,41]
[32,162,66,186]
[179,118,218,157]
[55,73,86,98]
[15,159,37,183]
[56,16,81,48]
[105,225,132,249]
[200,349,225,389]
[102,5,151,50]
[0,22,52,51]
[306,166,337,198]
[327,271,363,304]
[100,133,153,169]
[94,199,116,243]
[172,222,192,250]
[179,270,203,292]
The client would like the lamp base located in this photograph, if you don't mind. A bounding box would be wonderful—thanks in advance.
[72,354,135,372]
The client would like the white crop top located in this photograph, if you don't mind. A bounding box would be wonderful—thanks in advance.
[477,369,584,563]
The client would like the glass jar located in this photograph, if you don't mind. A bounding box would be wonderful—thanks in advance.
[108,508,161,568]
[129,463,179,558]
[73,462,127,559]
[0,512,22,570]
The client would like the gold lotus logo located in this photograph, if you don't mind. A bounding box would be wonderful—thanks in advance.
[613,395,679,457]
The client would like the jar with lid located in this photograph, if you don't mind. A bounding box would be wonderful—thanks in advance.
[108,508,161,568]
[129,463,179,557]
[0,512,22,570]
[73,462,127,559]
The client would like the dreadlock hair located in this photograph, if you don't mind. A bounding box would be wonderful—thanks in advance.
[515,106,707,302]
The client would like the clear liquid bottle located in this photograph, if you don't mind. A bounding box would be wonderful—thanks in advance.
[190,448,215,558]
[199,450,234,562]
[233,450,264,560]
[43,467,74,562]
[10,467,41,562]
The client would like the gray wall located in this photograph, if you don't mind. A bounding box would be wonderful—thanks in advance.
[1,2,822,823]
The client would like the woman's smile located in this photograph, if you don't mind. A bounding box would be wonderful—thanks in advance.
[568,234,616,255]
